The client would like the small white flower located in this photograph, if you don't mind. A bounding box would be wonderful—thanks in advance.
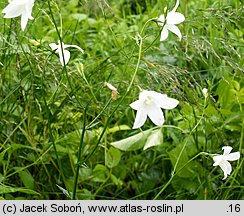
[130,90,179,129]
[202,88,208,96]
[49,40,84,66]
[2,0,35,31]
[213,146,240,180]
[158,0,185,41]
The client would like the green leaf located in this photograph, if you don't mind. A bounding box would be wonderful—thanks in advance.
[56,129,96,147]
[18,170,35,190]
[56,184,72,199]
[171,176,200,195]
[110,174,123,187]
[168,145,199,178]
[77,189,93,200]
[143,128,163,150]
[106,147,121,168]
[0,147,11,163]
[216,78,239,109]
[0,184,39,195]
[92,164,108,182]
[110,128,153,151]
[0,174,4,184]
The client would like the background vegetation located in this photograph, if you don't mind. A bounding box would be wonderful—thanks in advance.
[0,0,243,199]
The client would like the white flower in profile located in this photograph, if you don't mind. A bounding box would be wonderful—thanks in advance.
[130,90,179,129]
[158,0,185,41]
[202,88,208,97]
[213,146,240,180]
[2,0,35,31]
[49,40,84,66]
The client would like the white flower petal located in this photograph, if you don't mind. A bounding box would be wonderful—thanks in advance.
[13,0,34,5]
[147,105,165,126]
[146,91,178,109]
[138,90,149,100]
[130,100,143,111]
[167,24,182,40]
[49,43,58,51]
[64,44,84,54]
[147,90,163,98]
[219,160,232,180]
[222,146,232,155]
[160,25,169,41]
[25,2,35,19]
[225,152,240,161]
[2,5,22,18]
[143,90,163,102]
[167,12,185,25]
[158,14,165,26]
[59,49,70,66]
[21,12,29,31]
[158,96,179,110]
[213,155,222,166]
[172,0,180,12]
[132,109,147,129]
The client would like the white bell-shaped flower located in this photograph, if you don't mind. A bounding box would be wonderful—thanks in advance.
[213,146,240,180]
[2,0,35,31]
[130,90,179,129]
[49,40,84,66]
[158,0,185,41]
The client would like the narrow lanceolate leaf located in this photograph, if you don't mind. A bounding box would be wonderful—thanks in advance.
[110,128,153,151]
[56,184,72,199]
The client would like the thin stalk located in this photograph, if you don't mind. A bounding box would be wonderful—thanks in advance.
[40,72,68,192]
[76,63,98,103]
[86,98,112,129]
[72,109,87,199]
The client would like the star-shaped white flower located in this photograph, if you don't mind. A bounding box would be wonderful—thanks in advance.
[2,0,35,31]
[213,146,240,180]
[158,0,185,41]
[49,40,84,66]
[130,90,179,129]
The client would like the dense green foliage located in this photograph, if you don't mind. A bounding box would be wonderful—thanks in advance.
[0,0,243,200]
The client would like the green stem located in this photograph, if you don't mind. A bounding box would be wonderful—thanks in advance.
[86,98,112,129]
[76,63,98,103]
[72,109,87,199]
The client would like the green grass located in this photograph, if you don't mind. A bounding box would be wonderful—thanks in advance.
[0,0,243,200]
